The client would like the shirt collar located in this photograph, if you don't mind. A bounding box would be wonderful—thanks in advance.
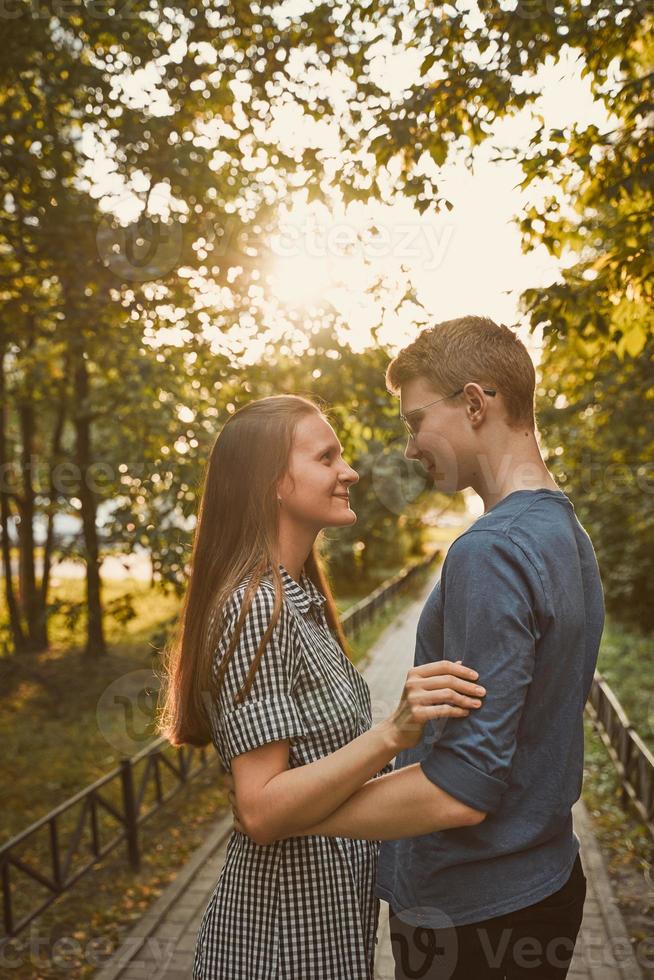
[279,564,326,614]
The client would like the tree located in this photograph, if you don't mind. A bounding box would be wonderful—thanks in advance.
[0,0,410,653]
[352,0,652,360]
[537,334,654,630]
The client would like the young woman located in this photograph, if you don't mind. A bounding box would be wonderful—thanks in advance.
[159,395,485,980]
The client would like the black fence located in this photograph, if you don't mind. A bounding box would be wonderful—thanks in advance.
[0,740,215,943]
[586,671,654,839]
[0,548,442,947]
[341,549,441,638]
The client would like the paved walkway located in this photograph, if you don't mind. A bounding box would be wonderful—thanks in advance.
[95,577,642,979]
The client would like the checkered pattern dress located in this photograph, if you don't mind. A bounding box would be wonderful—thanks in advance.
[192,566,391,980]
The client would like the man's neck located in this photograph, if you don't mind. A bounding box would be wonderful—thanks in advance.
[470,430,560,513]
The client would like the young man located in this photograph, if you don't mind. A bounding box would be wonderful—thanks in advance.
[375,315,605,978]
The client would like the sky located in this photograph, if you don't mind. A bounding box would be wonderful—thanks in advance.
[265,49,611,365]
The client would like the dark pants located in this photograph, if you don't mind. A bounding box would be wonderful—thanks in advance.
[389,854,587,980]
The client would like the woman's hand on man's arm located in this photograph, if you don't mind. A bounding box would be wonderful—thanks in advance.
[222,659,486,844]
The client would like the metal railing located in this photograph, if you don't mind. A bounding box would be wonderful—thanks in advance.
[341,549,441,638]
[0,740,215,943]
[586,671,654,839]
[0,548,442,946]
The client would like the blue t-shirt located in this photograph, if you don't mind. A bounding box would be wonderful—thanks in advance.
[375,488,604,927]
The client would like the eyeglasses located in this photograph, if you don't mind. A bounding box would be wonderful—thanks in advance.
[400,387,497,438]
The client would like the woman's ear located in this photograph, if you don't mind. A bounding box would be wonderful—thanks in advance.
[275,476,286,503]
[276,470,294,501]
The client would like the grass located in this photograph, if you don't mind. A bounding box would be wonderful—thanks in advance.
[583,718,652,871]
[595,617,654,749]
[0,579,178,842]
[1,554,448,844]
[0,555,443,976]
[11,574,178,654]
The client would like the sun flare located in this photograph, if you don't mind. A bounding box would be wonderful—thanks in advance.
[268,252,335,308]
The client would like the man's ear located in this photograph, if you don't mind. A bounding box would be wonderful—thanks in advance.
[463,383,489,427]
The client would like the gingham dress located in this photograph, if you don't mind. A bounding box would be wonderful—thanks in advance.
[192,566,391,980]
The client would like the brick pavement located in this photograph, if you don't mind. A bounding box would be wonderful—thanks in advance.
[95,576,642,979]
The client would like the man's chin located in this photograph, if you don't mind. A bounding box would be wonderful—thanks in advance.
[425,467,459,494]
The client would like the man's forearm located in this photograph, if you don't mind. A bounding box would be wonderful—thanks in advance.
[289,763,485,840]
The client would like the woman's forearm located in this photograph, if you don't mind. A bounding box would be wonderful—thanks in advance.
[252,720,401,843]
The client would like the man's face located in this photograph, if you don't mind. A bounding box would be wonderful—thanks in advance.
[399,377,472,493]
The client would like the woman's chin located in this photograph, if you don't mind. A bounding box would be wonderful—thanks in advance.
[330,510,357,527]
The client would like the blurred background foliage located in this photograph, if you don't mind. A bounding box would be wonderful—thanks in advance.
[0,0,652,663]
[537,335,654,632]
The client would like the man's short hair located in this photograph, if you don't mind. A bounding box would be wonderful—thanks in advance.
[386,315,536,430]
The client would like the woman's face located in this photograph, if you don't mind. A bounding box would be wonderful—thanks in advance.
[277,414,359,531]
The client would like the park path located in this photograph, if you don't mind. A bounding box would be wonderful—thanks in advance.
[95,575,642,980]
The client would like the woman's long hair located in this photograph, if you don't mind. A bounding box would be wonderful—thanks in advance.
[158,395,350,748]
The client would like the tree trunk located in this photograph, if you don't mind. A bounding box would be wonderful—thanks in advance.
[73,354,106,657]
[0,346,27,653]
[16,400,46,649]
[39,393,68,643]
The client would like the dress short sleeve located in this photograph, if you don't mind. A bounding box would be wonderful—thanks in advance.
[210,583,308,766]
